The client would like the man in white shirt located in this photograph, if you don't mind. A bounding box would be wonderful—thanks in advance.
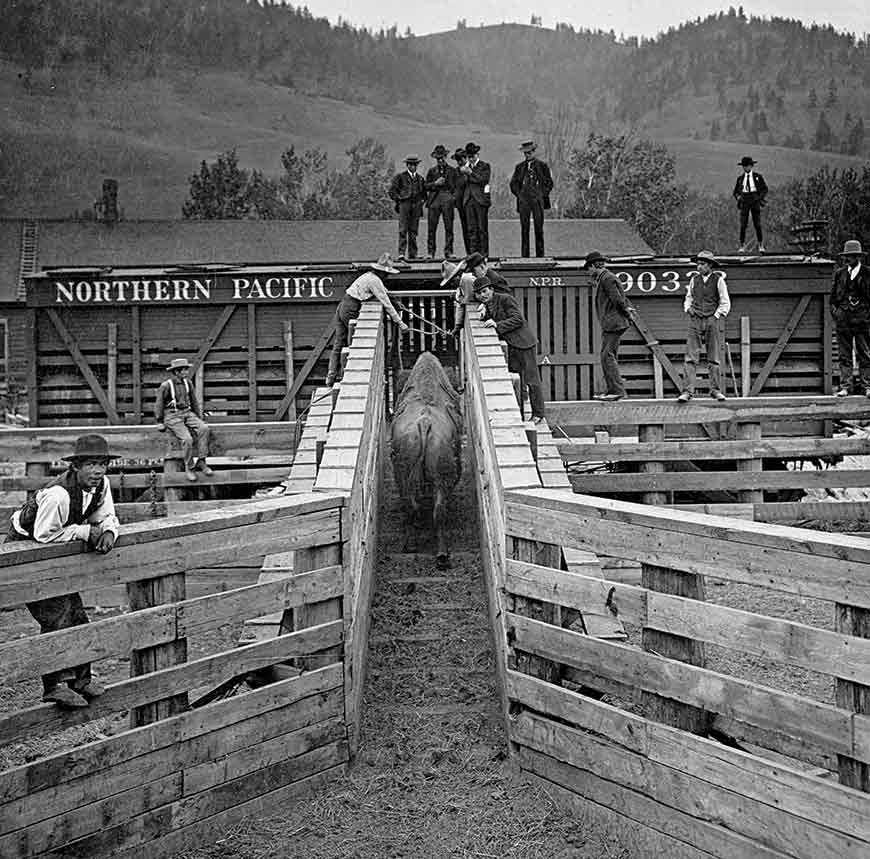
[830,239,870,396]
[733,156,768,253]
[677,251,731,402]
[6,434,120,708]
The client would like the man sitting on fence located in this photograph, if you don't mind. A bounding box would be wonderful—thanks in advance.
[155,357,213,482]
[6,434,119,708]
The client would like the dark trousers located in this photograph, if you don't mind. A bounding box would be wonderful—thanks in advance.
[739,199,763,245]
[427,195,454,257]
[456,204,471,255]
[600,328,627,397]
[27,594,92,693]
[518,198,545,257]
[465,200,489,257]
[326,295,362,382]
[682,314,722,394]
[397,202,420,259]
[836,315,870,391]
[508,345,546,419]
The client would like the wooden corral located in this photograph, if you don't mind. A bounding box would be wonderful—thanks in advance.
[23,254,834,426]
[547,397,870,522]
[0,306,385,856]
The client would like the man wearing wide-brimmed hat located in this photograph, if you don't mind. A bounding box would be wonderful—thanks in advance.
[388,154,427,260]
[459,142,491,257]
[509,141,554,258]
[452,148,471,255]
[676,251,731,402]
[831,239,870,397]
[424,145,458,259]
[733,155,768,253]
[586,251,635,401]
[325,253,409,386]
[441,253,512,337]
[6,434,120,707]
[155,357,212,482]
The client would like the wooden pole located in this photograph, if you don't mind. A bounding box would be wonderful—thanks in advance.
[127,572,189,726]
[736,422,763,505]
[163,455,183,503]
[652,355,664,399]
[248,304,257,421]
[835,603,870,791]
[638,424,668,506]
[107,322,118,413]
[283,319,296,422]
[740,315,751,397]
[131,307,142,422]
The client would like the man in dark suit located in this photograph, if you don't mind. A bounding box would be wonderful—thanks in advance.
[509,140,554,257]
[424,145,457,259]
[473,276,545,422]
[460,142,491,257]
[733,155,769,254]
[452,148,471,256]
[388,154,426,259]
[586,250,635,401]
[831,239,870,396]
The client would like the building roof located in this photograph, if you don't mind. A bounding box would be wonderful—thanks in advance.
[0,218,654,302]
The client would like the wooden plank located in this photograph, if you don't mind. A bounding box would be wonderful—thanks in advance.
[568,468,870,493]
[638,423,668,506]
[749,295,811,396]
[504,491,870,606]
[247,303,257,421]
[289,544,343,670]
[554,435,870,462]
[629,311,684,391]
[509,674,870,845]
[188,305,236,376]
[741,315,751,397]
[836,602,870,792]
[26,308,38,427]
[283,319,296,422]
[45,309,121,424]
[0,624,343,746]
[131,306,142,421]
[0,665,342,806]
[514,710,869,859]
[735,423,764,505]
[272,311,337,421]
[107,322,118,410]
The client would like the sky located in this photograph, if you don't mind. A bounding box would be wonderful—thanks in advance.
[300,1,868,40]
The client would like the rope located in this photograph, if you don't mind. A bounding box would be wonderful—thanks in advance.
[393,300,452,337]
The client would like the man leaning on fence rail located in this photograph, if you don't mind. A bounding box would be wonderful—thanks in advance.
[4,434,119,709]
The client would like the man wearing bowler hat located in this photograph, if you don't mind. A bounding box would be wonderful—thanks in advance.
[452,148,471,255]
[6,434,120,707]
[676,251,731,402]
[460,142,491,257]
[733,155,768,253]
[509,141,554,257]
[424,145,458,259]
[831,240,870,397]
[388,154,427,260]
[155,358,212,482]
[586,251,635,401]
[441,252,512,337]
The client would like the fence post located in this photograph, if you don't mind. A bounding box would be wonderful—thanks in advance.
[290,541,343,671]
[283,320,296,422]
[638,424,668,506]
[835,603,870,791]
[736,422,763,505]
[127,572,188,726]
[740,316,751,397]
[510,536,561,686]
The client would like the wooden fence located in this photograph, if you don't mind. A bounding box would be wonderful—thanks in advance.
[0,305,387,856]
[0,493,348,858]
[548,397,870,522]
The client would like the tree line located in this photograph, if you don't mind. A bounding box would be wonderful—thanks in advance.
[182,134,870,255]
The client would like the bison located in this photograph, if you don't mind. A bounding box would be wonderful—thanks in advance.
[390,352,462,568]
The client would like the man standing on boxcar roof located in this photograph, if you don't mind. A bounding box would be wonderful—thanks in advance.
[509,140,553,258]
[733,155,768,254]
[424,144,457,260]
[460,142,491,258]
[388,154,427,260]
[831,239,870,397]
[452,148,471,256]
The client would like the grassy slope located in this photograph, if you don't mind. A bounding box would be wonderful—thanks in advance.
[1,59,866,219]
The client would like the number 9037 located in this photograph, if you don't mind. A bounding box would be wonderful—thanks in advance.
[616,271,685,293]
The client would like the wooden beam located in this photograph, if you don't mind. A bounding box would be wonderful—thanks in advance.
[26,308,38,427]
[46,309,120,424]
[248,303,257,421]
[629,312,683,391]
[736,422,764,504]
[740,315,751,397]
[638,424,668,506]
[749,294,811,396]
[283,319,296,422]
[189,305,236,376]
[131,306,142,422]
[272,311,337,421]
[107,322,118,411]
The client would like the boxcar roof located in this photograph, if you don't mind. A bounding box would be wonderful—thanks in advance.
[2,217,654,300]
